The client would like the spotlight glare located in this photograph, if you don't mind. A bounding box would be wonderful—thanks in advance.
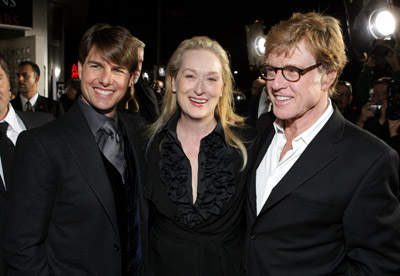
[376,11,395,36]
[255,36,266,56]
[369,9,396,38]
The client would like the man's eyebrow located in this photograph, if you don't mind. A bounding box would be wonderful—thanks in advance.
[87,60,102,66]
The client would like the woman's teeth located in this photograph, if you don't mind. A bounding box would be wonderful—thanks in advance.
[190,97,207,104]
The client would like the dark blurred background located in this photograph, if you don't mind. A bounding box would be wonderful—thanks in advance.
[67,0,349,91]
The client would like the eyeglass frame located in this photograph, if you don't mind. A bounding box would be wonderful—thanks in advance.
[260,63,322,82]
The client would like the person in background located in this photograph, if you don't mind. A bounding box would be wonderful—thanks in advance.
[331,80,356,122]
[3,23,148,276]
[59,78,81,112]
[0,54,54,276]
[250,78,266,97]
[355,37,400,109]
[119,37,160,123]
[356,76,400,178]
[151,79,164,109]
[11,61,64,117]
[244,12,400,275]
[239,78,271,127]
[356,76,392,131]
[144,36,255,276]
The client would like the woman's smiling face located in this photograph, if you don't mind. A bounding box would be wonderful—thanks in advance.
[173,49,224,123]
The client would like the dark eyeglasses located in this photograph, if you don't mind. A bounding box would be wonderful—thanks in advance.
[260,63,322,82]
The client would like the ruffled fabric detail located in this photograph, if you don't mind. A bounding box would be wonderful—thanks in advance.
[160,130,236,228]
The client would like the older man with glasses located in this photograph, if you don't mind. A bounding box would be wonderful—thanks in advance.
[243,12,400,276]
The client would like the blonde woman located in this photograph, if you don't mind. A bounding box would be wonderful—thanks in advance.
[144,36,255,276]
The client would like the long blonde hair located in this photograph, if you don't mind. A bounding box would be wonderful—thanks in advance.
[145,36,248,169]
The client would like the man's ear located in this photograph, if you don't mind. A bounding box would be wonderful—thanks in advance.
[322,70,337,92]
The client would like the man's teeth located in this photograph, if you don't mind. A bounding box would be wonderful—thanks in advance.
[276,96,291,101]
[190,97,207,104]
[94,88,113,95]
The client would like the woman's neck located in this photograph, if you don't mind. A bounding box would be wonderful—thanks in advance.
[176,115,217,141]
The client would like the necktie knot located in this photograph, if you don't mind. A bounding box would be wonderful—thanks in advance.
[97,119,126,181]
[26,101,33,111]
[101,120,122,142]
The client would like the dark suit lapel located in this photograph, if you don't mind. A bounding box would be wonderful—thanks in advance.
[15,110,51,129]
[0,178,6,198]
[59,103,119,234]
[35,95,46,112]
[247,118,275,219]
[257,108,343,216]
[118,113,144,173]
[16,111,33,128]
[118,113,146,207]
[10,95,23,111]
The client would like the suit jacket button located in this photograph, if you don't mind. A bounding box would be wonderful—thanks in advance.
[174,216,179,221]
[114,244,120,251]
[250,233,256,240]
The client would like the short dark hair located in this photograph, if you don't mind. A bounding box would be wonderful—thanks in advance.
[18,60,40,76]
[373,76,393,87]
[337,80,352,94]
[78,23,138,73]
[65,78,81,94]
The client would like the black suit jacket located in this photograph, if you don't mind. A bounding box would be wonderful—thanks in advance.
[244,106,400,275]
[11,93,64,118]
[3,102,148,276]
[240,93,262,127]
[134,79,160,123]
[0,110,54,276]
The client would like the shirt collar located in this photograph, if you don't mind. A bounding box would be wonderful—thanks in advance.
[78,97,119,136]
[273,99,334,145]
[20,92,39,106]
[1,104,24,134]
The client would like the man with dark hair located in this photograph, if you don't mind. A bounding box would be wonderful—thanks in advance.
[331,80,354,120]
[356,76,400,178]
[3,23,148,276]
[11,60,64,117]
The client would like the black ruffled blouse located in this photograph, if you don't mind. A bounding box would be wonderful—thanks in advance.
[160,114,236,228]
[144,111,255,276]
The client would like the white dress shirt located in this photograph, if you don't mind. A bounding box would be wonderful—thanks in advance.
[0,104,26,188]
[256,100,334,215]
[20,92,39,111]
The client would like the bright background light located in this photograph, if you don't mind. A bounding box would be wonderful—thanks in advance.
[369,9,396,38]
[54,67,61,79]
[376,10,396,35]
[255,36,266,56]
